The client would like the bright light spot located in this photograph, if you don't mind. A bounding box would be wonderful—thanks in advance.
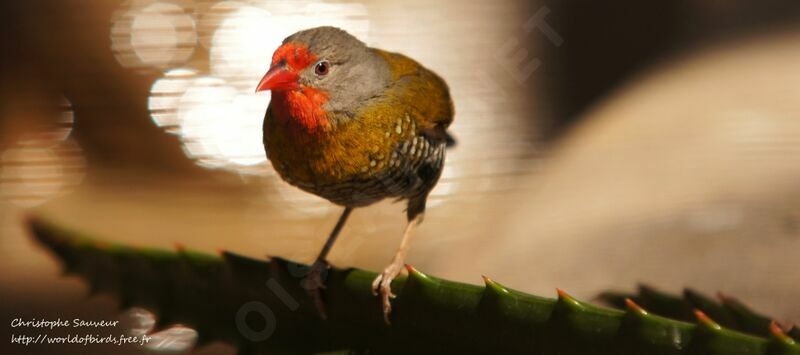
[222,94,270,166]
[0,141,84,208]
[149,68,198,132]
[21,96,75,145]
[145,326,197,352]
[111,2,197,71]
[196,1,245,49]
[1,148,64,207]
[126,308,155,337]
[210,5,282,92]
[176,77,268,169]
[0,97,84,207]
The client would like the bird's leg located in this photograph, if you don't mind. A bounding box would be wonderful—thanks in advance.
[371,213,422,324]
[304,207,353,319]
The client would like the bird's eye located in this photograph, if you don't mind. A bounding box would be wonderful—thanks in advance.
[314,60,330,76]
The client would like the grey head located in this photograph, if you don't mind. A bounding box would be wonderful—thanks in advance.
[282,26,391,115]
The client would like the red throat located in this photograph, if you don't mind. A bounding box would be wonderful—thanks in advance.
[271,88,330,134]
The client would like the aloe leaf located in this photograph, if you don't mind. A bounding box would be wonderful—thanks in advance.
[27,217,800,355]
[601,285,798,342]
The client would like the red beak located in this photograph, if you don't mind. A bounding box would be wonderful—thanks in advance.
[255,65,299,92]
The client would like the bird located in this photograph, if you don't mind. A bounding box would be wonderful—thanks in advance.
[256,26,454,324]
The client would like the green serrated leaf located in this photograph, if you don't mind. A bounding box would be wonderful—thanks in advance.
[27,217,800,355]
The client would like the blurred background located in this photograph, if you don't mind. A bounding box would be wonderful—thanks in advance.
[1,0,800,353]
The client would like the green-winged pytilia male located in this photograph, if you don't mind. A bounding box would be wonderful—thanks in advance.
[257,26,455,324]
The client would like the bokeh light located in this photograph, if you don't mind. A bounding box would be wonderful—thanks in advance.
[144,326,198,352]
[149,68,198,133]
[111,1,197,71]
[0,97,85,207]
[209,3,278,91]
[151,70,270,170]
[126,308,156,337]
[196,1,244,49]
[176,76,268,169]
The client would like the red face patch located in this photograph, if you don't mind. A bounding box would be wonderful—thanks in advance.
[271,43,317,72]
[268,43,330,134]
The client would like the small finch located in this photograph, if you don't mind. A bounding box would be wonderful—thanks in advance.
[256,26,454,324]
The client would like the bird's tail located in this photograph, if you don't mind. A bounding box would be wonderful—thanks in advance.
[445,132,457,148]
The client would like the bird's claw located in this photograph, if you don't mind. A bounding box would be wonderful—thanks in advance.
[371,262,403,324]
[305,259,330,319]
[305,260,329,289]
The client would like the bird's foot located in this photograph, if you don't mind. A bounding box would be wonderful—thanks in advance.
[303,259,329,319]
[371,261,405,324]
